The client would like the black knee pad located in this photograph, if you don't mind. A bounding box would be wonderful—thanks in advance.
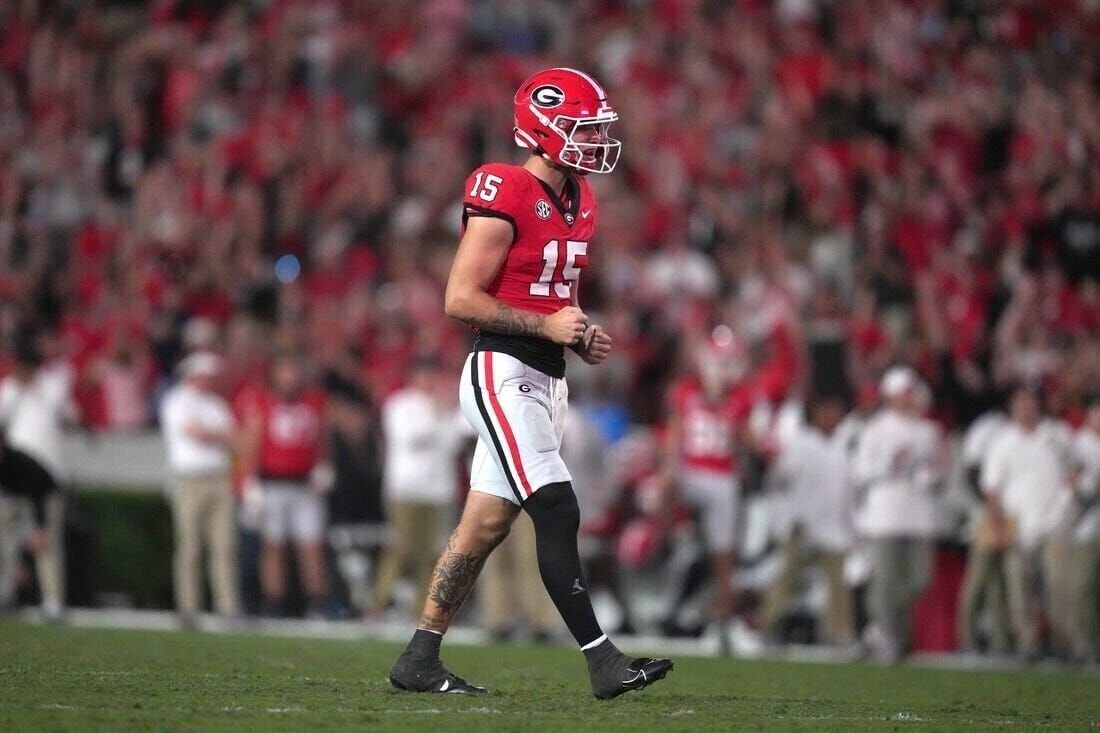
[523,481,580,533]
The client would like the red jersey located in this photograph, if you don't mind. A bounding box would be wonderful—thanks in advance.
[461,162,597,377]
[237,386,326,481]
[668,378,752,474]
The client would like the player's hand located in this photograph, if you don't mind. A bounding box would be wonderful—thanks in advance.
[542,306,588,345]
[240,477,265,528]
[578,324,613,364]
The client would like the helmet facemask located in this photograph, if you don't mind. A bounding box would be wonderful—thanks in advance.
[553,116,621,174]
[518,105,622,175]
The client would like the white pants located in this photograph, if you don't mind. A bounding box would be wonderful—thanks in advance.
[459,351,571,506]
[260,480,327,543]
[679,469,740,553]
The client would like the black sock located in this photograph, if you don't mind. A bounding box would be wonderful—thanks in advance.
[523,482,604,648]
[407,628,443,658]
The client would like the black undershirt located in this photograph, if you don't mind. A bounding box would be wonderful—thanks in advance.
[474,332,565,379]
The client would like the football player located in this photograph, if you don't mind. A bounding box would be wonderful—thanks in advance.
[657,326,753,649]
[388,68,673,699]
[236,353,331,617]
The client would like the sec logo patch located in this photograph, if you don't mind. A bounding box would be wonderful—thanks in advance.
[535,200,552,220]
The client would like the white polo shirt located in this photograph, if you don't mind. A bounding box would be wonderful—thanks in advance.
[981,420,1073,549]
[773,424,856,552]
[854,408,941,539]
[0,362,76,480]
[382,387,469,505]
[961,411,1009,470]
[159,382,234,476]
[1072,427,1100,543]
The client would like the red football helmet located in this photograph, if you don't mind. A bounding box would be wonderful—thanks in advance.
[513,67,621,174]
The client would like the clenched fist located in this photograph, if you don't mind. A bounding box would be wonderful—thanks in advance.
[542,306,589,345]
[578,324,613,364]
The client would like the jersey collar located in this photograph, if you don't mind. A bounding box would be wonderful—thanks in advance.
[526,170,582,226]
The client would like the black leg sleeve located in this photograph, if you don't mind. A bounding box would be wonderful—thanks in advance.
[523,482,605,647]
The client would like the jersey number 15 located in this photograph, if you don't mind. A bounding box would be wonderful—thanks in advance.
[531,239,587,299]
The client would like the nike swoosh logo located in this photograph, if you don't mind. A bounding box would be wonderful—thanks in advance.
[581,210,591,219]
[439,678,450,692]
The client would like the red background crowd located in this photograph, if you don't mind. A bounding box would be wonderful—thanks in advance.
[0,0,1096,429]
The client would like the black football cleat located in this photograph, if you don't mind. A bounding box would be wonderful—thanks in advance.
[389,650,487,695]
[593,657,674,700]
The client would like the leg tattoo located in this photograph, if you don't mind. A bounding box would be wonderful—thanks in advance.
[425,534,485,620]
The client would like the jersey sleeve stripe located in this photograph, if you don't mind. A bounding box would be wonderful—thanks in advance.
[482,352,534,498]
[463,204,518,244]
[469,351,525,504]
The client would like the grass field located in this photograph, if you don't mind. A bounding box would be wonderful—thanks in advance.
[1,620,1097,731]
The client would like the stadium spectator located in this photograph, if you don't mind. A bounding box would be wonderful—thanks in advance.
[0,332,75,621]
[371,358,466,618]
[761,394,856,647]
[159,351,240,622]
[0,0,1096,655]
[956,408,1012,655]
[1068,396,1100,664]
[981,387,1076,660]
[854,367,944,662]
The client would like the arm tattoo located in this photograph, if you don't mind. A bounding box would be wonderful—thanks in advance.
[459,301,545,338]
[427,537,486,614]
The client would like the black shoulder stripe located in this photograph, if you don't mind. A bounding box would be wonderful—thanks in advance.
[462,204,519,244]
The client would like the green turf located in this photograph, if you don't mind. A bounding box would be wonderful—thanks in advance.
[0,621,1097,731]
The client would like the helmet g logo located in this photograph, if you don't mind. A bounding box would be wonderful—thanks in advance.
[531,84,566,108]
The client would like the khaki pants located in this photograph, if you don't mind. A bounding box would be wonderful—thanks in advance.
[36,494,65,614]
[1045,535,1075,655]
[1005,539,1071,656]
[0,493,64,613]
[372,501,445,614]
[172,474,239,616]
[479,512,559,635]
[0,494,20,607]
[1068,542,1100,660]
[869,537,931,649]
[760,531,852,644]
[957,545,1011,653]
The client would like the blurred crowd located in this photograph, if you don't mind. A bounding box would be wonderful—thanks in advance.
[0,0,1097,662]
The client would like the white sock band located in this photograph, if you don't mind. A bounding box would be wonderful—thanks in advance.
[580,634,608,651]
